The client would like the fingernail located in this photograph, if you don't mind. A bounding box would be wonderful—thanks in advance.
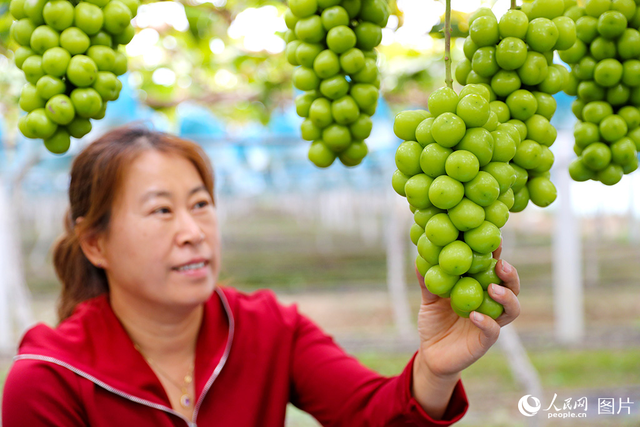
[472,311,483,322]
[502,260,512,274]
[492,283,505,296]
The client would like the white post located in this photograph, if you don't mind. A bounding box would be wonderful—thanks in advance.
[498,324,544,427]
[629,173,640,244]
[584,202,600,287]
[0,175,35,353]
[0,181,13,352]
[315,192,333,254]
[385,190,414,340]
[552,131,584,343]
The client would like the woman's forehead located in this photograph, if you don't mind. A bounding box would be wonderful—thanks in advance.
[121,151,205,199]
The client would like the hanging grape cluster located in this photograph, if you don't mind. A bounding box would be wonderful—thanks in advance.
[457,2,576,211]
[284,0,389,168]
[9,0,138,154]
[561,0,640,184]
[391,0,576,318]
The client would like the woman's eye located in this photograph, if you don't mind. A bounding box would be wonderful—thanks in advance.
[194,200,209,209]
[153,207,171,214]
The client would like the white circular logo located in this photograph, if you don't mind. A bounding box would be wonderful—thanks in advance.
[518,395,541,417]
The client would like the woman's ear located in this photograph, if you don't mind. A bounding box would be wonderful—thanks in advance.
[75,217,109,269]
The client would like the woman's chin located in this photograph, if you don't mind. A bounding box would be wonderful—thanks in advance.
[169,279,217,307]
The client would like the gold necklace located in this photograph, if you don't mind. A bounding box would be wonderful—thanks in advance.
[134,344,195,409]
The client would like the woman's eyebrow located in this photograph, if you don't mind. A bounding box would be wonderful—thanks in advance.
[189,185,207,196]
[140,186,207,204]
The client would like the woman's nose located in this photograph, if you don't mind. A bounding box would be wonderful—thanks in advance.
[176,212,205,245]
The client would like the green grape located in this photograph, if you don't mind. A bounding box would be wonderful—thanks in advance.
[484,200,510,228]
[420,143,451,178]
[470,15,500,47]
[308,141,336,167]
[526,18,559,52]
[576,15,599,44]
[468,251,493,275]
[439,241,473,276]
[472,46,499,78]
[450,277,484,313]
[594,58,623,87]
[455,127,494,167]
[496,37,528,71]
[456,94,490,128]
[465,170,502,206]
[596,11,627,39]
[527,177,557,207]
[431,112,466,147]
[448,198,485,231]
[395,140,423,176]
[499,9,529,39]
[426,213,460,246]
[528,0,565,20]
[405,174,434,210]
[424,265,459,296]
[44,128,71,154]
[582,142,612,170]
[445,150,480,182]
[429,175,465,210]
[476,291,504,319]
[428,87,459,117]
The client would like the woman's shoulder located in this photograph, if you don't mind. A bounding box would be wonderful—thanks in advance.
[13,293,141,392]
[2,356,87,426]
[4,356,81,393]
[17,294,112,358]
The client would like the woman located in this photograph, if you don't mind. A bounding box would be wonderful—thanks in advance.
[2,125,521,426]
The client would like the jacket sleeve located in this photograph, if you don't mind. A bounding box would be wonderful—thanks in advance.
[288,311,469,427]
[2,359,88,427]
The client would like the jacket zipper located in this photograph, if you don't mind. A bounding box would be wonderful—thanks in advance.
[192,286,235,422]
[14,287,235,427]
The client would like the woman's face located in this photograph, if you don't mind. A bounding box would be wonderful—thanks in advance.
[97,150,220,308]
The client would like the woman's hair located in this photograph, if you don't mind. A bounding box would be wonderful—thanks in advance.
[52,125,215,322]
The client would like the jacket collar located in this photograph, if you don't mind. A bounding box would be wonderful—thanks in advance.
[16,287,234,414]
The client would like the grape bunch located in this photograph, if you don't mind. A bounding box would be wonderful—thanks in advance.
[390,0,576,318]
[392,84,514,319]
[284,0,389,167]
[9,0,138,154]
[455,0,577,211]
[560,0,640,184]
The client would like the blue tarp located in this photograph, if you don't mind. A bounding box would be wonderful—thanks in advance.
[177,102,226,140]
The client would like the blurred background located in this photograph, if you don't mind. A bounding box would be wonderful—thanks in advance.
[1,0,640,426]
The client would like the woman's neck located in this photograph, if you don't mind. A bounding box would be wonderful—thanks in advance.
[109,290,203,362]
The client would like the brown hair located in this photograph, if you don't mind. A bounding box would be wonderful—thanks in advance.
[52,125,215,322]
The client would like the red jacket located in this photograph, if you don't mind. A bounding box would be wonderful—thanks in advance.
[2,286,469,426]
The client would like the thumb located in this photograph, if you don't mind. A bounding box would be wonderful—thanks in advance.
[415,266,440,304]
[469,311,500,350]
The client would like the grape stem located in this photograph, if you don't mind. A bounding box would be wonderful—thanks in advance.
[511,0,516,9]
[444,0,452,89]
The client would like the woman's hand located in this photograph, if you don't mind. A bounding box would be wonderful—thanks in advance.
[410,243,521,419]
[416,243,521,378]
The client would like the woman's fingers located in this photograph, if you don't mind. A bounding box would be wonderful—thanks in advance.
[493,241,503,260]
[469,311,501,349]
[495,259,520,296]
[469,277,521,348]
[488,283,521,326]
